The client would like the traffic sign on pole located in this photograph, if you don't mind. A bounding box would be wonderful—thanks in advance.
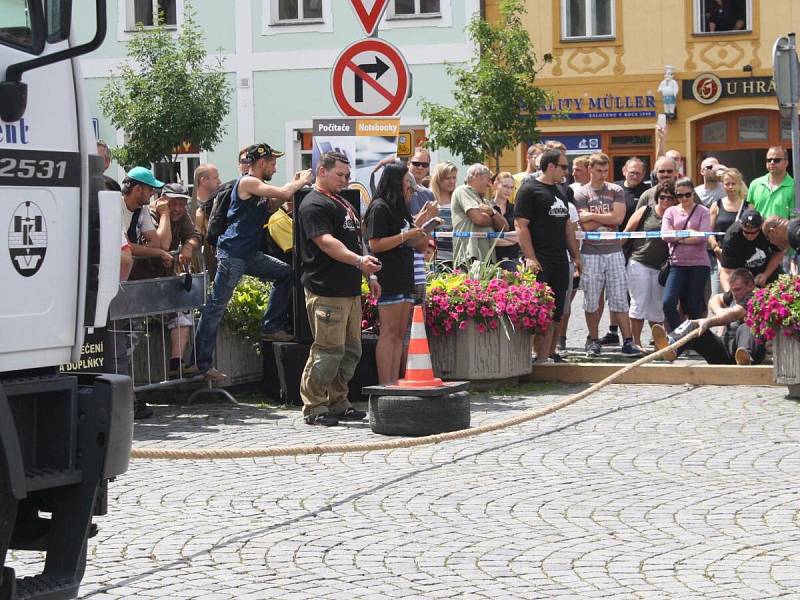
[348,0,390,37]
[772,33,800,213]
[331,38,411,117]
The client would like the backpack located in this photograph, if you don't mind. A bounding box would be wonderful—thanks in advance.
[205,179,236,246]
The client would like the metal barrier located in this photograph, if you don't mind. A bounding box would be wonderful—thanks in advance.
[102,251,237,401]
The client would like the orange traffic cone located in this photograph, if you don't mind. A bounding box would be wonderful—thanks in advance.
[394,305,444,388]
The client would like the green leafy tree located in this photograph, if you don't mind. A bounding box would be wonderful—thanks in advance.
[419,0,550,172]
[98,3,230,180]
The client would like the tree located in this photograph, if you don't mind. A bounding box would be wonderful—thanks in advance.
[419,0,550,172]
[98,3,231,180]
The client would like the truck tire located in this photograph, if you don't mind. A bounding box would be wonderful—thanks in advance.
[369,392,470,437]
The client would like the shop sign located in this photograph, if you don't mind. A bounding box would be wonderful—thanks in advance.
[545,134,602,155]
[682,73,776,105]
[539,94,656,120]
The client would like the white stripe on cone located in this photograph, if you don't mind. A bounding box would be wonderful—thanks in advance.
[406,353,433,371]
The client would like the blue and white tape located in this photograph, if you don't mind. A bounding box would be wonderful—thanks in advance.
[433,230,726,240]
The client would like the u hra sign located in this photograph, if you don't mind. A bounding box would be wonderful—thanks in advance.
[683,73,776,104]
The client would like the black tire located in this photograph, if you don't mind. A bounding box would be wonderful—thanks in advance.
[369,392,470,437]
[0,442,16,594]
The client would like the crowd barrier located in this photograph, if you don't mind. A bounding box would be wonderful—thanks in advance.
[105,251,209,394]
[433,230,726,240]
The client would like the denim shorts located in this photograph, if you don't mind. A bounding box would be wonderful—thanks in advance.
[377,293,415,306]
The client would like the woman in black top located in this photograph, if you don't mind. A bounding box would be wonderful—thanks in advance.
[709,168,748,292]
[491,171,519,271]
[364,163,428,384]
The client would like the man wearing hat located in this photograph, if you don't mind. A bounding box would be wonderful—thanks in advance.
[193,143,312,382]
[105,166,170,419]
[719,208,785,287]
[120,166,172,265]
[125,183,204,380]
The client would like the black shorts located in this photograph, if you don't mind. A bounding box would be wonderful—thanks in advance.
[538,261,570,323]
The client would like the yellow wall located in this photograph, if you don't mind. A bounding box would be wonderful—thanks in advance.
[488,0,800,176]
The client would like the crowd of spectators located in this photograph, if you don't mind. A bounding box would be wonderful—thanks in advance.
[102,137,798,419]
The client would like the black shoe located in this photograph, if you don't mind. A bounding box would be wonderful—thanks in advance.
[338,407,367,421]
[599,331,620,346]
[550,353,566,363]
[305,412,339,426]
[134,403,153,420]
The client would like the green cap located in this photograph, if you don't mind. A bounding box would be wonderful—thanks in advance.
[126,166,164,188]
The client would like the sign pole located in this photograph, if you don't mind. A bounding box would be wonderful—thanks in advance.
[773,33,800,213]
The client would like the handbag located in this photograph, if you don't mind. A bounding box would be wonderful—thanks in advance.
[658,203,698,287]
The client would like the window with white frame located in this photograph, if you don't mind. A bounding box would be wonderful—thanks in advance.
[390,0,441,18]
[126,0,178,29]
[693,0,750,34]
[272,0,323,23]
[561,0,614,40]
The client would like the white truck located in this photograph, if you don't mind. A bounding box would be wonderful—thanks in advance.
[1,1,133,598]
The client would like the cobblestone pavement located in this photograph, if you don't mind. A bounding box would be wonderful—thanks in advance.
[9,382,800,599]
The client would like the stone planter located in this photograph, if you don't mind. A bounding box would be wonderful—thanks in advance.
[773,331,800,398]
[428,320,532,381]
[214,324,263,386]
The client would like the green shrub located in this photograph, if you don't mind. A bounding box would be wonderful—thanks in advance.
[222,276,272,348]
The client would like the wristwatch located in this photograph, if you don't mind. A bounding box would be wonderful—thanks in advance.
[368,275,378,281]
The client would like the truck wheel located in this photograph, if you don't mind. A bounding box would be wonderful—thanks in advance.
[369,392,470,437]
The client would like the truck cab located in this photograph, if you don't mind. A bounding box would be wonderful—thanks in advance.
[1,1,133,598]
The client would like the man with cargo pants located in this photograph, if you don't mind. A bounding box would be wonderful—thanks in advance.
[297,151,382,426]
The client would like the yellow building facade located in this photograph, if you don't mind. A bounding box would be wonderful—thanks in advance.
[487,0,800,184]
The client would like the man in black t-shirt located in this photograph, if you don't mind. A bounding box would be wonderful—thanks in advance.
[514,149,581,362]
[297,151,382,427]
[720,209,784,286]
[762,215,800,254]
[614,156,648,230]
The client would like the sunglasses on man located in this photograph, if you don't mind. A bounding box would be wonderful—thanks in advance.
[410,161,430,168]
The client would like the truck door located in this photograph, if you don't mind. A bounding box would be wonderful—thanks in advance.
[0,1,85,371]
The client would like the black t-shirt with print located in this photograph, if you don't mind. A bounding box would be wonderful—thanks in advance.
[720,221,783,281]
[298,189,363,297]
[514,179,570,265]
[365,197,414,295]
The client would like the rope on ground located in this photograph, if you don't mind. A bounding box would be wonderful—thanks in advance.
[130,329,700,461]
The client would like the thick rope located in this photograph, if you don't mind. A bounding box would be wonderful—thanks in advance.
[131,329,700,460]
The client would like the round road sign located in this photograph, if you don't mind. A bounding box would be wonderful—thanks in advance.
[331,38,411,117]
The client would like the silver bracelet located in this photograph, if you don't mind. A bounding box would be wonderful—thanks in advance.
[355,256,363,270]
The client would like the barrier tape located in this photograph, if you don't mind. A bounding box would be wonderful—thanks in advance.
[130,330,701,461]
[433,231,725,240]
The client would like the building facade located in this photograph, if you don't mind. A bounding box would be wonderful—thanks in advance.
[71,0,480,185]
[487,0,800,184]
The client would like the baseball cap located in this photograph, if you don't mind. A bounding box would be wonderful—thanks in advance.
[161,182,191,199]
[740,208,763,229]
[246,143,285,162]
[126,166,164,189]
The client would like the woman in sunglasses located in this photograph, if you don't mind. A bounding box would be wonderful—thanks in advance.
[661,178,711,331]
[623,182,676,349]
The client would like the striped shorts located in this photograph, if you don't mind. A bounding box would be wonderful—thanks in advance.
[580,252,629,313]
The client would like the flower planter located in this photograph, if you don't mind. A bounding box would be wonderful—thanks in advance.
[428,321,532,381]
[773,331,800,398]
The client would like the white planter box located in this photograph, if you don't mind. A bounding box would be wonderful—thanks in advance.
[428,320,532,381]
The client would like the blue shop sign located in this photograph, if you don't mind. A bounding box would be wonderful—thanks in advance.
[539,93,657,120]
[545,135,602,154]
